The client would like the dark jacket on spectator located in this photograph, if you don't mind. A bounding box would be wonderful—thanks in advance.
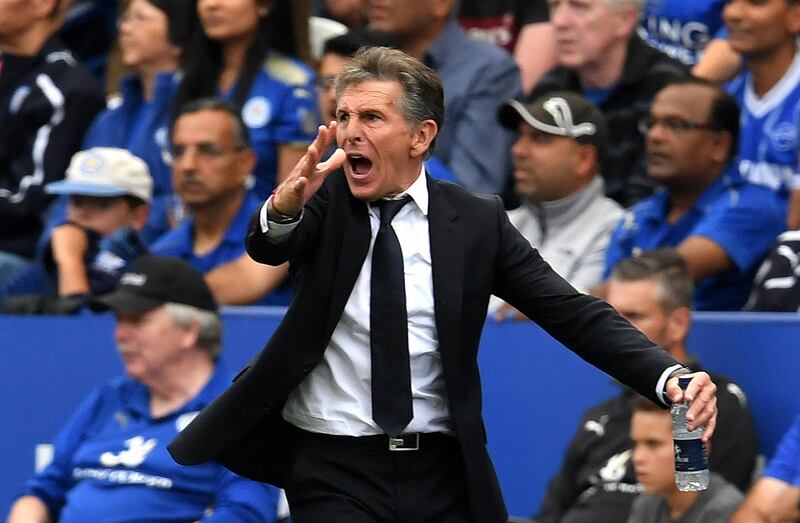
[531,35,689,208]
[0,36,105,258]
[533,361,757,523]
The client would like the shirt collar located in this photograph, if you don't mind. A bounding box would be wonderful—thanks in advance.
[121,363,229,419]
[402,165,430,216]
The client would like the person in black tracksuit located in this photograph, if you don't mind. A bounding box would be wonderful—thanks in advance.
[533,249,758,523]
[0,1,104,274]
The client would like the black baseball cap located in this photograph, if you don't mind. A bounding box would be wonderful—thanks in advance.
[498,91,608,158]
[93,255,217,314]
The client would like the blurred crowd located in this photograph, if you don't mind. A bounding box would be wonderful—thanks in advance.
[3,0,800,521]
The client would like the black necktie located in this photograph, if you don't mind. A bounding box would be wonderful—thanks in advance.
[370,195,413,436]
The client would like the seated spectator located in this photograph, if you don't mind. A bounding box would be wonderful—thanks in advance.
[603,78,786,311]
[0,0,105,282]
[533,249,757,523]
[1,148,151,314]
[176,0,319,201]
[745,230,800,311]
[534,0,688,207]
[6,255,280,522]
[76,0,197,244]
[494,91,623,299]
[457,0,556,94]
[731,414,800,523]
[638,0,741,82]
[724,0,800,229]
[367,0,522,196]
[152,98,289,306]
[627,394,744,522]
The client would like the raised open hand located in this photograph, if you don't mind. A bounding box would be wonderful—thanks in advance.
[270,121,346,217]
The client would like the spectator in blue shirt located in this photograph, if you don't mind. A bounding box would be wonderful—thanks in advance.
[603,78,786,310]
[152,98,290,306]
[6,255,279,523]
[367,0,522,196]
[175,0,319,201]
[78,0,197,244]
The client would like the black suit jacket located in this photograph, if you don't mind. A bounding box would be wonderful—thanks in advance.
[168,171,681,523]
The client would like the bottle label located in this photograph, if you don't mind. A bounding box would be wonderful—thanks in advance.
[674,439,708,472]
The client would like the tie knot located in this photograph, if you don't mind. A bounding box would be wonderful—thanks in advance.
[374,195,412,225]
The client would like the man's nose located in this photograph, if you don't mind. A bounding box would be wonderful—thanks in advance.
[549,3,571,28]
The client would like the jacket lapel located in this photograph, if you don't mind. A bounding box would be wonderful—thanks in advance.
[427,177,463,359]
[325,191,371,337]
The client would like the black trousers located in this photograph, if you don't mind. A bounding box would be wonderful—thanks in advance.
[284,428,472,523]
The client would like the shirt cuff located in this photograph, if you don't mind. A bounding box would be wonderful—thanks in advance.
[656,364,691,406]
[259,196,302,241]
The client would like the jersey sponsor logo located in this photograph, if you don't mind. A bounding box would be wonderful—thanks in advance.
[73,467,173,489]
[243,96,272,128]
[99,435,157,468]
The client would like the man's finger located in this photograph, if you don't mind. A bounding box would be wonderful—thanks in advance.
[317,148,346,173]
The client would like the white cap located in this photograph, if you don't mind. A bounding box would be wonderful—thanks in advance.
[45,147,153,203]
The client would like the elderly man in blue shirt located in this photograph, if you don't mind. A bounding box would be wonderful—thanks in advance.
[7,255,279,522]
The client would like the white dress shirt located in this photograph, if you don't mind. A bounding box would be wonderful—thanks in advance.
[261,168,453,436]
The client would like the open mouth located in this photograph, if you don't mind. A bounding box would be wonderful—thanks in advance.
[347,154,373,178]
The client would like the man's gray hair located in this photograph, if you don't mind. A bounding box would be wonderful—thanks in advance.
[605,0,643,12]
[164,302,223,359]
[335,46,445,156]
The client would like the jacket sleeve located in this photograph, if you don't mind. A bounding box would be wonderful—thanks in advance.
[245,177,331,265]
[492,199,680,407]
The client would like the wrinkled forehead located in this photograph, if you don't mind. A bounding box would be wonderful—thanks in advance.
[336,80,404,112]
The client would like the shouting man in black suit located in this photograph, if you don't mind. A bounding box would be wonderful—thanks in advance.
[168,46,718,523]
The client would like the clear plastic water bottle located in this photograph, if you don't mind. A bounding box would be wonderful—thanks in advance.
[671,376,709,491]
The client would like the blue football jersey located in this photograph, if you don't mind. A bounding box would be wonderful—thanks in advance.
[727,52,800,194]
[638,0,727,65]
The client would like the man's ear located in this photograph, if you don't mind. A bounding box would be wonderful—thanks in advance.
[667,306,691,347]
[710,131,734,164]
[615,4,640,39]
[409,120,438,159]
[575,143,599,181]
[132,204,149,232]
[237,148,258,183]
